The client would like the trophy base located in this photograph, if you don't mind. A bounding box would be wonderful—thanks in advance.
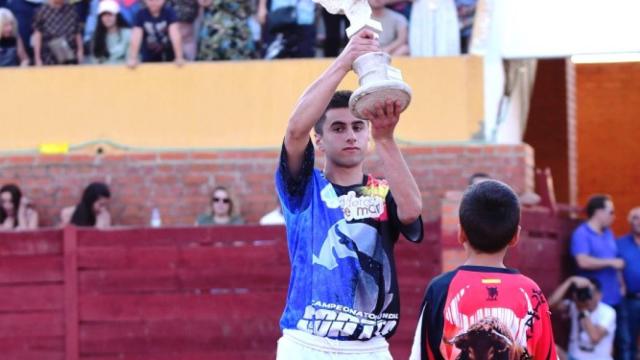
[349,81,412,120]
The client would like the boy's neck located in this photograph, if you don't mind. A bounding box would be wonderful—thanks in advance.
[463,249,508,268]
[324,162,364,187]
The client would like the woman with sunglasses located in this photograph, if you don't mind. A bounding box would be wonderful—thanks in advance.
[195,186,244,226]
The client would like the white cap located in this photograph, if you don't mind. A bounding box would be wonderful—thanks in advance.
[98,0,120,15]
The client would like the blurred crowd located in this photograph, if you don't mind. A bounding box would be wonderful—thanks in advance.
[0,0,477,67]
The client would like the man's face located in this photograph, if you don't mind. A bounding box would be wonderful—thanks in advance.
[629,209,640,236]
[573,285,601,312]
[316,108,369,169]
[145,0,165,13]
[595,200,615,228]
[0,191,14,215]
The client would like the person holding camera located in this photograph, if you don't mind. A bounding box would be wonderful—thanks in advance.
[549,276,616,360]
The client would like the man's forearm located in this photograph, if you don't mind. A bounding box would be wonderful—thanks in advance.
[575,254,615,270]
[375,139,421,224]
[287,61,348,139]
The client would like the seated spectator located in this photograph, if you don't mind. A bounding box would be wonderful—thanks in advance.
[167,0,197,60]
[61,182,112,228]
[409,0,460,57]
[259,204,284,225]
[33,0,83,65]
[370,0,408,56]
[0,8,29,66]
[89,0,131,64]
[195,0,254,61]
[0,184,38,230]
[455,0,476,53]
[549,276,616,360]
[127,0,183,67]
[196,186,244,226]
[258,0,316,59]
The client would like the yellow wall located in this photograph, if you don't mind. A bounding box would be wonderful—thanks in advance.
[0,56,483,152]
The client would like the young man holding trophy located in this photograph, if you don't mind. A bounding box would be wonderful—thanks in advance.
[274,1,423,358]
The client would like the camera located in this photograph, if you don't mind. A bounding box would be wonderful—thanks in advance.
[569,283,593,302]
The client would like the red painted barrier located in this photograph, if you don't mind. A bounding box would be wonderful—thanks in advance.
[0,215,575,360]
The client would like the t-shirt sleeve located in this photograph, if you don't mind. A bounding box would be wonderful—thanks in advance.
[275,139,315,213]
[33,8,45,32]
[133,10,145,28]
[528,289,558,360]
[596,307,616,335]
[165,6,177,24]
[386,192,423,243]
[571,227,590,256]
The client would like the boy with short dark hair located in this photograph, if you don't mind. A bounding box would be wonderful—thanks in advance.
[410,180,558,360]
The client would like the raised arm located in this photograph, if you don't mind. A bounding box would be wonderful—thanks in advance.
[127,27,143,68]
[284,30,379,176]
[363,101,421,224]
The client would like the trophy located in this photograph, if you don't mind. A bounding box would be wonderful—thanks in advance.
[314,0,412,119]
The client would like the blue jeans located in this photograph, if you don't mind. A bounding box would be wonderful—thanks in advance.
[6,0,41,58]
[616,297,640,360]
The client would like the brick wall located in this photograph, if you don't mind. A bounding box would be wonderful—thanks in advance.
[574,62,640,235]
[0,144,533,227]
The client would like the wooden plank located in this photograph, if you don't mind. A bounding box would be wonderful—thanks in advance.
[79,266,291,294]
[77,244,289,271]
[64,226,79,360]
[79,320,279,354]
[0,230,62,256]
[0,336,64,360]
[0,312,64,337]
[0,255,63,284]
[0,284,64,311]
[79,293,285,322]
[77,226,286,248]
[80,351,274,360]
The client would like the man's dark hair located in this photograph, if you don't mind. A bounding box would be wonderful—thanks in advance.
[585,194,611,219]
[459,180,520,253]
[588,277,602,292]
[314,90,353,135]
[468,172,491,186]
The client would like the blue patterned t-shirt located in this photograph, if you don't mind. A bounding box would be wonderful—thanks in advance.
[276,140,423,340]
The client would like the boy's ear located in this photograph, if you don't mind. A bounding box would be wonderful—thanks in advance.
[508,225,521,248]
[457,223,467,246]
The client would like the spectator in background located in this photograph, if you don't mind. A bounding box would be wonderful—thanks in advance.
[127,0,183,67]
[33,0,83,65]
[571,195,624,307]
[258,0,316,59]
[409,0,459,57]
[0,8,29,66]
[167,0,197,60]
[61,182,112,228]
[370,0,408,56]
[616,207,640,360]
[320,7,346,57]
[89,0,130,64]
[454,0,476,53]
[468,171,490,186]
[0,184,39,230]
[259,204,284,225]
[195,0,254,61]
[386,0,411,19]
[549,276,616,360]
[6,0,43,59]
[196,186,244,226]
